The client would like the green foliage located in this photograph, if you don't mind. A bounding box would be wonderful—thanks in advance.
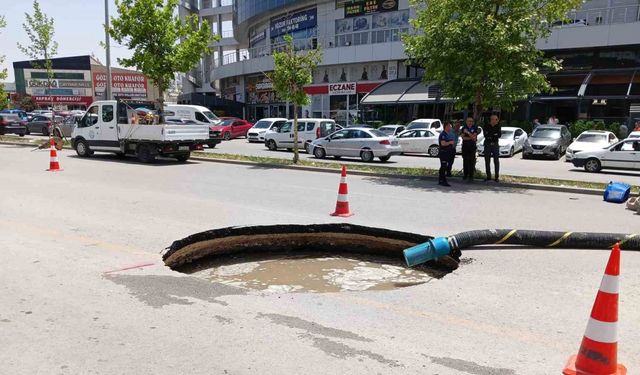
[15,94,38,112]
[404,0,583,118]
[267,35,322,163]
[17,1,58,79]
[109,0,215,103]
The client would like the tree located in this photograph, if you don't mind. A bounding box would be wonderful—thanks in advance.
[268,35,322,163]
[108,0,215,120]
[0,16,8,110]
[404,0,583,120]
[17,0,58,112]
[15,94,38,112]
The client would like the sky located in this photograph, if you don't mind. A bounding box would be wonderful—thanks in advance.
[0,0,133,82]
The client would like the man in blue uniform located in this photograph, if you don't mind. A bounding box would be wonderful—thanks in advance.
[438,122,456,187]
[460,117,478,182]
[483,114,502,182]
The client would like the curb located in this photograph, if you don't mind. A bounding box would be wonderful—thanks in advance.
[189,154,607,197]
[0,140,623,197]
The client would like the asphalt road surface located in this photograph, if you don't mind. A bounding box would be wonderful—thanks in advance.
[208,137,640,186]
[1,144,639,374]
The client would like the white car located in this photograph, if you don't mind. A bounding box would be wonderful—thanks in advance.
[572,139,640,172]
[406,118,443,132]
[478,127,527,157]
[565,130,618,162]
[378,125,406,136]
[310,127,401,162]
[397,129,441,157]
[247,118,287,142]
[627,131,640,139]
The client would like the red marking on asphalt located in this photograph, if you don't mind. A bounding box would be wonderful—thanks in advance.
[103,262,155,274]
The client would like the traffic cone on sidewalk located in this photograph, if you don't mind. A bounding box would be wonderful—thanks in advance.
[46,138,63,172]
[563,243,626,375]
[330,165,353,217]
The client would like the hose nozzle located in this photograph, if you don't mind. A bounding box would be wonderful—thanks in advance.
[403,237,451,267]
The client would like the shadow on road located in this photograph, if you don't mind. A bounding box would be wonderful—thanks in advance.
[66,153,201,167]
[363,175,529,195]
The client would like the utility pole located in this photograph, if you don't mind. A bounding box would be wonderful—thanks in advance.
[104,0,112,100]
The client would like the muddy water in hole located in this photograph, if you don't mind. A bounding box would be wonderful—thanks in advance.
[184,253,441,293]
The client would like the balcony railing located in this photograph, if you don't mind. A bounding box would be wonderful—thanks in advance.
[557,5,640,27]
[201,0,232,8]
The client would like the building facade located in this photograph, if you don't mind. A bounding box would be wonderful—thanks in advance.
[12,55,159,110]
[185,0,640,125]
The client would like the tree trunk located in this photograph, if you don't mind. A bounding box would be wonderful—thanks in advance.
[156,86,165,124]
[292,103,299,164]
[473,88,483,124]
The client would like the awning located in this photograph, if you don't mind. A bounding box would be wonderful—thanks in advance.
[360,79,453,105]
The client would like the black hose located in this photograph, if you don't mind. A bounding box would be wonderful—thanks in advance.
[448,229,640,251]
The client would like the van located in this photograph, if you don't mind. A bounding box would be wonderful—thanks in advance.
[247,118,287,142]
[164,104,220,125]
[264,119,337,152]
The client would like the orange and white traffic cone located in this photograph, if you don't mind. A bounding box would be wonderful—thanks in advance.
[330,165,353,217]
[46,138,63,172]
[563,243,626,375]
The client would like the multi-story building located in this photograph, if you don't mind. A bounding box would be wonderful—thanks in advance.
[185,0,640,125]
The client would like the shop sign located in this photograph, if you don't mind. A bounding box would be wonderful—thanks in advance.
[270,8,317,38]
[344,0,398,18]
[249,30,266,46]
[93,72,148,97]
[328,82,356,95]
[33,95,93,105]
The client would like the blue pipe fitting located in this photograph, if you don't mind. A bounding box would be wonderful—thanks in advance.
[403,237,452,267]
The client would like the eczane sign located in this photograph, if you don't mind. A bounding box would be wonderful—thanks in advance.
[328,82,356,95]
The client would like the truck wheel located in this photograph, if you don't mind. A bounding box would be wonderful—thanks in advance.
[75,139,91,158]
[223,132,231,141]
[136,144,156,163]
[175,153,190,162]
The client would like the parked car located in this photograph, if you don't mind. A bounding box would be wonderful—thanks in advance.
[310,127,401,162]
[264,119,337,152]
[55,115,84,137]
[0,113,27,136]
[626,131,640,139]
[522,124,572,160]
[406,118,443,132]
[26,115,63,136]
[0,109,28,121]
[455,127,485,154]
[164,104,220,125]
[565,130,618,162]
[478,127,527,157]
[396,129,441,157]
[209,117,253,140]
[247,118,287,143]
[572,139,640,172]
[378,125,406,136]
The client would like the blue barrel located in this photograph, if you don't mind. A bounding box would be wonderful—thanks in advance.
[603,182,631,204]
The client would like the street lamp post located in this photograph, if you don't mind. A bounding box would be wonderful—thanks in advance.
[104,0,113,100]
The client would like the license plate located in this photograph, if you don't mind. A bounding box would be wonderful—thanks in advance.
[179,146,189,151]
[533,150,543,154]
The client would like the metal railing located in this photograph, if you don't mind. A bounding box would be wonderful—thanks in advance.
[559,5,640,27]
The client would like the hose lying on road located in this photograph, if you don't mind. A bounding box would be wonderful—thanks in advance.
[404,229,640,267]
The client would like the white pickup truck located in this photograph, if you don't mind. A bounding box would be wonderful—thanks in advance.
[71,100,213,163]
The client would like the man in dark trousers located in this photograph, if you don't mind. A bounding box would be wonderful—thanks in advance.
[483,114,502,182]
[460,117,478,182]
[438,122,456,187]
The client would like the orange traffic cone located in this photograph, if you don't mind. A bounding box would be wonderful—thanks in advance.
[330,165,353,217]
[46,138,63,172]
[563,244,626,375]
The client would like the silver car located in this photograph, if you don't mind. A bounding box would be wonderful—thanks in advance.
[310,127,402,162]
[522,125,572,160]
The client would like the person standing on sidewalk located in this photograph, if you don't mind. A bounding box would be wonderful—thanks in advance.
[446,120,461,177]
[438,122,456,187]
[483,114,502,182]
[461,117,478,182]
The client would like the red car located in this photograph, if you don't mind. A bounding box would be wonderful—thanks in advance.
[210,117,253,140]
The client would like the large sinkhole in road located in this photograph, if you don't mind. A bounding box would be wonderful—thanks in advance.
[164,224,459,294]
